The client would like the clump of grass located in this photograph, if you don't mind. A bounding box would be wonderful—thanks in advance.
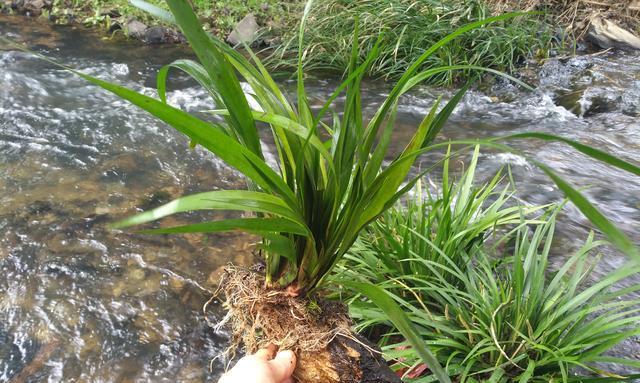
[335,156,640,381]
[270,0,554,84]
[355,147,547,286]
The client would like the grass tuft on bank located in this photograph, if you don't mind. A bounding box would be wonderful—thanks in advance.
[269,0,555,84]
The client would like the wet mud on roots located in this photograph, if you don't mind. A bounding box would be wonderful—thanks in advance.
[214,266,401,383]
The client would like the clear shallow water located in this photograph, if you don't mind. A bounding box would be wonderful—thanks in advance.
[1,15,639,382]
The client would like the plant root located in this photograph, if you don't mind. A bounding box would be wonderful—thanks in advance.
[218,265,351,358]
[214,265,402,383]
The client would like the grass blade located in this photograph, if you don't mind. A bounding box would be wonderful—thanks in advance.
[340,280,452,383]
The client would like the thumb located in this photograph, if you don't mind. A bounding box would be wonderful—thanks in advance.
[268,350,296,381]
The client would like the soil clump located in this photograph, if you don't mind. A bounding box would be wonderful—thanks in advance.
[217,266,401,383]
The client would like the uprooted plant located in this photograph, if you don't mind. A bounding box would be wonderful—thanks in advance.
[12,0,640,381]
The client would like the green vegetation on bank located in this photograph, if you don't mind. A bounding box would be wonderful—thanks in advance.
[13,0,301,38]
[270,0,555,84]
[4,0,556,84]
[335,152,640,381]
[7,0,639,85]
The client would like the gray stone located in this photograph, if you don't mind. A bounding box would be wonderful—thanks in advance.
[588,17,640,51]
[579,87,621,117]
[144,26,166,44]
[124,18,148,40]
[226,13,259,46]
[13,0,51,15]
[143,26,185,44]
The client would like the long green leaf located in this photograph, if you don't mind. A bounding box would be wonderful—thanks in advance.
[340,280,452,383]
[111,190,304,228]
[156,59,217,104]
[533,160,640,261]
[206,109,332,162]
[499,132,640,176]
[136,217,309,236]
[166,0,261,156]
[129,0,175,23]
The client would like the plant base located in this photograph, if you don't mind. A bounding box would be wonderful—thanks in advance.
[217,266,401,383]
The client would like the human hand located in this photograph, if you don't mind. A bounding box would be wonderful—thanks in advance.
[218,344,297,383]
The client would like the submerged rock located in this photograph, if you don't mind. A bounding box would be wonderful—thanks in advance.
[226,13,259,46]
[588,17,640,51]
[581,87,622,117]
[554,89,584,116]
[555,86,622,117]
[139,190,173,211]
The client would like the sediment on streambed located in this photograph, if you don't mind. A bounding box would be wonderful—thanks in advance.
[214,266,401,383]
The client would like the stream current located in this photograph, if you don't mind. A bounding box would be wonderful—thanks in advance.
[1,15,639,382]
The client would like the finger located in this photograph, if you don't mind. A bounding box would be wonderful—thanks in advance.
[217,372,232,383]
[268,350,296,381]
[255,343,278,360]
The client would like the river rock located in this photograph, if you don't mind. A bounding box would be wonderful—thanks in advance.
[144,26,168,44]
[143,26,185,44]
[226,13,259,46]
[12,0,51,16]
[588,17,640,51]
[579,87,621,117]
[554,90,584,116]
[621,81,640,117]
[125,18,148,40]
[556,86,622,117]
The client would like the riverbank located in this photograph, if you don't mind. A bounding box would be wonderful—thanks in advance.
[3,0,640,86]
[0,0,303,44]
[488,0,640,36]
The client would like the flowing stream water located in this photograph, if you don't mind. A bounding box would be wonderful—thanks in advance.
[1,15,639,382]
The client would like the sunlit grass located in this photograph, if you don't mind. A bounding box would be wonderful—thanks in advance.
[337,157,640,381]
[270,0,554,84]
